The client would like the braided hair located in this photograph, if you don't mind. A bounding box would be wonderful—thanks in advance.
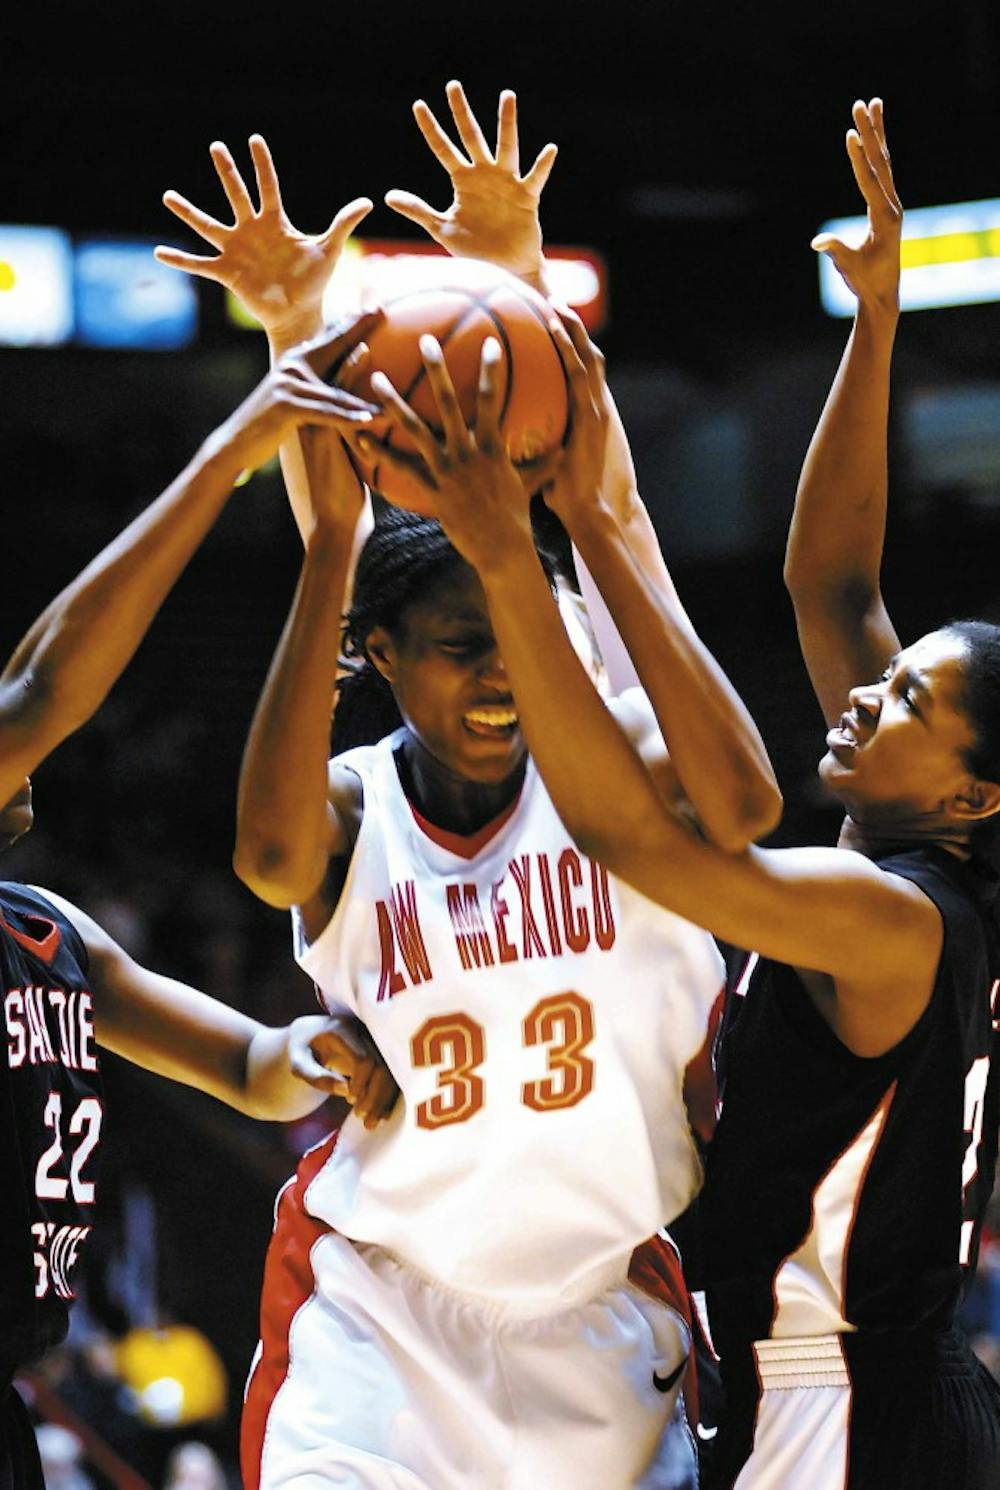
[331,504,561,756]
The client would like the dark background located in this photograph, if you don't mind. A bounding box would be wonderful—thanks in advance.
[3,1,1000,1473]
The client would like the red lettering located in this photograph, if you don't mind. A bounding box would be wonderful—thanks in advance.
[509,856,547,959]
[591,863,616,951]
[376,901,405,1001]
[558,849,590,953]
[490,881,518,964]
[447,884,496,970]
[537,854,562,955]
[389,881,432,986]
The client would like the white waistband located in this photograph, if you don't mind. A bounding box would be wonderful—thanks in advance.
[753,1334,850,1390]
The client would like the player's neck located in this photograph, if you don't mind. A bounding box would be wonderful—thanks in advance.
[396,733,526,837]
[837,813,972,862]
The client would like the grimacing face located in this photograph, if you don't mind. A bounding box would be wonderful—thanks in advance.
[819,630,998,829]
[368,563,526,787]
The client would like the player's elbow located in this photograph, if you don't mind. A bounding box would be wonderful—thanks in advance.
[232,836,322,911]
[724,780,783,851]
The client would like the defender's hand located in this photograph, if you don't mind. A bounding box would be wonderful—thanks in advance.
[156,135,372,342]
[288,1014,399,1129]
[811,99,901,316]
[541,309,612,532]
[209,312,381,478]
[385,81,557,286]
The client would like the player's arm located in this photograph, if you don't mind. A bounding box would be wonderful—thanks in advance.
[358,344,937,1052]
[385,83,717,706]
[0,326,375,814]
[783,98,903,727]
[232,420,366,917]
[157,134,373,545]
[36,889,398,1126]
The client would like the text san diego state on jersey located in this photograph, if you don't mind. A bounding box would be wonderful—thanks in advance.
[701,846,1000,1357]
[0,883,102,1370]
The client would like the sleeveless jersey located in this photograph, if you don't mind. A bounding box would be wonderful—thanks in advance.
[293,732,724,1308]
[0,883,102,1370]
[701,846,1000,1358]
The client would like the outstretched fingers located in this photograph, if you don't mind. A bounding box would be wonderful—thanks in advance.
[523,141,559,196]
[161,191,228,247]
[209,140,256,222]
[412,97,468,173]
[322,195,375,252]
[153,245,224,281]
[445,79,492,163]
[296,308,385,380]
[417,335,474,454]
[476,338,504,452]
[383,188,445,235]
[495,89,520,174]
[370,368,444,473]
[848,100,900,224]
[248,134,284,216]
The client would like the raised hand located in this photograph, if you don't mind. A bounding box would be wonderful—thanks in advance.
[541,310,612,533]
[811,99,902,314]
[287,1014,400,1129]
[213,311,381,480]
[385,81,557,285]
[156,135,372,344]
[359,337,559,573]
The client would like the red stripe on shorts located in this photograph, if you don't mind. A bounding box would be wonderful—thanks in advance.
[629,1232,700,1428]
[241,1130,339,1490]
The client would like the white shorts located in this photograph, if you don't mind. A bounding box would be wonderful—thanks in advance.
[243,1148,696,1490]
[732,1337,850,1490]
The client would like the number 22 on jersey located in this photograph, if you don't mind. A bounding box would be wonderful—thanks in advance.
[411,992,595,1130]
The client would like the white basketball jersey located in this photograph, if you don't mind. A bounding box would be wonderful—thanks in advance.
[294,731,724,1308]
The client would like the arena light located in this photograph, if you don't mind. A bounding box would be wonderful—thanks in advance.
[818,197,1000,316]
[75,239,198,349]
[227,240,608,333]
[0,226,74,346]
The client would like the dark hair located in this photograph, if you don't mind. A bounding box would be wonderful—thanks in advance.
[331,508,467,753]
[942,619,1000,862]
[331,504,560,755]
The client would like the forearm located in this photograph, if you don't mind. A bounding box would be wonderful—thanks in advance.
[234,522,354,906]
[784,302,899,611]
[481,539,689,855]
[568,503,780,848]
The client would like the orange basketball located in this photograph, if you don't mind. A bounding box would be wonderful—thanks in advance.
[333,259,569,515]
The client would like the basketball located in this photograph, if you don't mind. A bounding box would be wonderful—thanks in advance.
[332,258,569,515]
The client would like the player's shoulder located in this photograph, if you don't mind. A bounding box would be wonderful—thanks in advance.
[327,755,366,857]
[3,882,94,975]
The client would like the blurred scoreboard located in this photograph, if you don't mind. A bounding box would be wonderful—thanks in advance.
[0,227,197,349]
[226,239,608,333]
[818,196,1000,316]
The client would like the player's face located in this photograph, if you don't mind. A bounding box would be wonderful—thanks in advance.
[818,631,985,827]
[378,563,525,785]
[0,777,33,849]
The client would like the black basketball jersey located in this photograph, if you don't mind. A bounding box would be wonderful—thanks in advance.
[0,883,102,1371]
[701,846,1000,1359]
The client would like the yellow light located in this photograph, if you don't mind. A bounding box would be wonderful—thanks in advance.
[0,262,15,292]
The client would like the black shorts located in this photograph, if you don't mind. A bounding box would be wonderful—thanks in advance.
[709,1327,1000,1490]
[0,1384,42,1490]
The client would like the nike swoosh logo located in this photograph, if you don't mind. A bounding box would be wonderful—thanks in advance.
[652,1360,686,1393]
[696,1424,718,1441]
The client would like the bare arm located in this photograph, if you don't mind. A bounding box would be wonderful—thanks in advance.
[233,427,363,912]
[359,334,943,1050]
[784,98,903,725]
[0,329,375,812]
[157,134,373,545]
[38,890,397,1124]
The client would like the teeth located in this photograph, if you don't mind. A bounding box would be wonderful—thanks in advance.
[465,707,518,727]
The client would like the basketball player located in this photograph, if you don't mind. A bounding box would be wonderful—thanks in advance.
[0,320,399,1490]
[373,101,1000,1488]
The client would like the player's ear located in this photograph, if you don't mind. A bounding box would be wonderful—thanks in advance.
[365,626,398,686]
[951,775,1000,823]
